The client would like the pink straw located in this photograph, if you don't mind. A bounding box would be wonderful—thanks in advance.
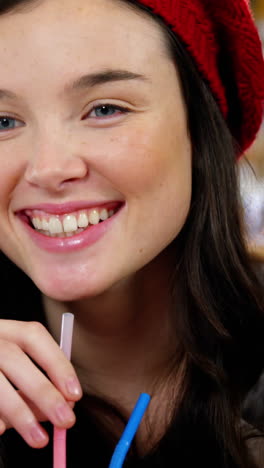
[53,313,74,468]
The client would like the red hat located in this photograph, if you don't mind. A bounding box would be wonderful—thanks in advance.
[137,0,264,155]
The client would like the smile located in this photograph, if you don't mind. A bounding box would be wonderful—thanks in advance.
[16,201,123,253]
[25,206,116,238]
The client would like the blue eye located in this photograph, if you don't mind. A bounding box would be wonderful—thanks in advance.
[0,117,22,131]
[89,104,129,119]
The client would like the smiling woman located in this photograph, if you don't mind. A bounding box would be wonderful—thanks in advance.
[0,0,263,467]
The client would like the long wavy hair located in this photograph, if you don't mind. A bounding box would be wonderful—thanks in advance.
[0,1,264,467]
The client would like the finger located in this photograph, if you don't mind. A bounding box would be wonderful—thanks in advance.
[17,390,76,423]
[0,320,82,401]
[2,399,75,430]
[0,371,48,448]
[0,340,76,430]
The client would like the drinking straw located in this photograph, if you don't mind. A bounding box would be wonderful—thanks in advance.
[53,313,74,468]
[52,313,150,468]
[108,393,151,468]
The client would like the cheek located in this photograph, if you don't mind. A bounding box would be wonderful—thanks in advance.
[89,120,192,256]
[91,119,192,201]
[0,144,26,247]
[0,143,25,198]
[97,120,192,207]
[118,122,192,245]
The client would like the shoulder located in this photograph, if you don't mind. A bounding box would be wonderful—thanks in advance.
[241,420,264,468]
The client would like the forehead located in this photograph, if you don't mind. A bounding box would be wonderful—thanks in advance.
[0,0,168,77]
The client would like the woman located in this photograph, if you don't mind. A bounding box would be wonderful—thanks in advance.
[0,0,263,466]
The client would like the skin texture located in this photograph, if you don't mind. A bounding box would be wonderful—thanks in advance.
[0,0,192,449]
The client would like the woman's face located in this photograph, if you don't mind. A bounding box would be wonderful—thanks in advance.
[0,0,192,300]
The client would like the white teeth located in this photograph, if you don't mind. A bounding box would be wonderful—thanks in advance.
[78,213,89,228]
[63,215,78,233]
[30,206,116,236]
[42,219,50,231]
[100,209,108,221]
[32,218,41,230]
[89,209,100,225]
[49,217,63,234]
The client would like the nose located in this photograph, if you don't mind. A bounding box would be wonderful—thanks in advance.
[24,131,89,192]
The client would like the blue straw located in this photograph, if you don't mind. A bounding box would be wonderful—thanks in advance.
[108,393,151,468]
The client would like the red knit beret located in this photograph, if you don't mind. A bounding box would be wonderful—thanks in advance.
[136,0,264,155]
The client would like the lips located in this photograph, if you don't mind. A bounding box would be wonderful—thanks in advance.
[15,201,124,253]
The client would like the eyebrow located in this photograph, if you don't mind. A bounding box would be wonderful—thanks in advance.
[66,69,150,92]
[0,89,17,100]
[0,69,150,101]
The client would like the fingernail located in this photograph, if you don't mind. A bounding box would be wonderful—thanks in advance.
[55,403,75,423]
[66,378,82,397]
[30,424,47,443]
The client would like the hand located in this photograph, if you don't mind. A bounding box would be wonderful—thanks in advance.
[0,320,82,448]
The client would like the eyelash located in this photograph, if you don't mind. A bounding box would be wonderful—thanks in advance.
[84,103,131,120]
[0,104,131,132]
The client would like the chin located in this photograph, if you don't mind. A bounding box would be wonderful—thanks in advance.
[33,273,112,302]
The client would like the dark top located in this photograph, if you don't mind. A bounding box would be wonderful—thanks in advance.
[1,413,264,467]
[0,253,263,467]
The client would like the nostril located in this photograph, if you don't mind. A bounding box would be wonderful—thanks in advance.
[60,177,85,187]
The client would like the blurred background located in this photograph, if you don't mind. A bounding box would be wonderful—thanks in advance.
[239,0,264,265]
[238,2,264,431]
[249,0,264,177]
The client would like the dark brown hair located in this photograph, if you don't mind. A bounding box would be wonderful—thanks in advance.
[0,1,264,467]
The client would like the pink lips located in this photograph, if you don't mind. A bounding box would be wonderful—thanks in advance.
[16,201,123,253]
